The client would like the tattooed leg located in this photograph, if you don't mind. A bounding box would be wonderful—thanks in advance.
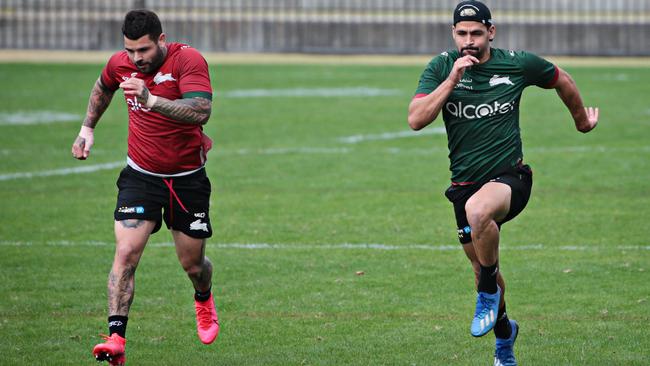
[108,220,156,316]
[108,265,136,315]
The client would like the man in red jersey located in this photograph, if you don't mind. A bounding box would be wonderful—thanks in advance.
[71,10,219,365]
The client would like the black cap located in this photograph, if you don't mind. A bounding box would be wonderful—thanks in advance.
[453,1,492,27]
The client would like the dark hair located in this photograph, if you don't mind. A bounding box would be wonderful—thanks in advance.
[122,9,162,41]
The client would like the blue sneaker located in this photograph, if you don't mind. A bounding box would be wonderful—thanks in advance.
[494,320,519,366]
[470,286,501,337]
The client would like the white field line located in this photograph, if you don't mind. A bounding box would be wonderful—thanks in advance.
[0,111,82,125]
[221,87,403,98]
[2,145,650,182]
[223,147,352,155]
[338,128,446,144]
[375,146,650,155]
[1,240,649,251]
[0,162,124,181]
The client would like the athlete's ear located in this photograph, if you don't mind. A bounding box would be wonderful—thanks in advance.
[158,33,166,47]
[488,25,496,42]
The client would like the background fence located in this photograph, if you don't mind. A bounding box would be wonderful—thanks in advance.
[1,0,649,56]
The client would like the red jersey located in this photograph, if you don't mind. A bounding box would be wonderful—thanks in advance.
[101,43,212,174]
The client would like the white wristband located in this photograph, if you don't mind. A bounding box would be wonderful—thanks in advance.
[79,125,94,138]
[145,94,158,108]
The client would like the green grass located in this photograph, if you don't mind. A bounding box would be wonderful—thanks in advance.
[0,62,648,365]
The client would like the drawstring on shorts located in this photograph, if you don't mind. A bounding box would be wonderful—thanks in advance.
[162,178,189,224]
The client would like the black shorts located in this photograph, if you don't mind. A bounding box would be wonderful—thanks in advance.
[114,166,213,239]
[444,164,533,245]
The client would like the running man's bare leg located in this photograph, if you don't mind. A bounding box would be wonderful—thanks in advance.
[109,219,156,315]
[173,230,219,344]
[464,182,511,267]
[172,230,212,292]
[462,243,506,308]
[465,182,513,337]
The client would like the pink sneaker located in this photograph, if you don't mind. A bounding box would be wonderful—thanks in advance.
[195,294,220,344]
[92,333,126,365]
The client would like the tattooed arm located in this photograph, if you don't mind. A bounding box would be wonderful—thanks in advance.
[71,78,115,160]
[149,95,211,125]
[119,77,211,125]
[83,78,115,128]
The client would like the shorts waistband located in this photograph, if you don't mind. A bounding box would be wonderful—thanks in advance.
[126,156,204,178]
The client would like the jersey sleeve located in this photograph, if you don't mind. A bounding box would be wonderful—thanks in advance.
[99,52,123,92]
[520,51,558,88]
[176,47,212,100]
[414,54,448,97]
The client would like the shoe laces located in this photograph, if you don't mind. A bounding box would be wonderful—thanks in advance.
[99,334,119,343]
[495,345,516,364]
[475,293,497,317]
[196,304,214,328]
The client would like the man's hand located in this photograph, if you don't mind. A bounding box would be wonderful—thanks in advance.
[577,107,599,133]
[407,55,479,131]
[71,126,94,160]
[448,55,480,85]
[119,78,156,107]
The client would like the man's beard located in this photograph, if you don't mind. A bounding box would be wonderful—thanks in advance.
[135,46,165,74]
[460,46,485,60]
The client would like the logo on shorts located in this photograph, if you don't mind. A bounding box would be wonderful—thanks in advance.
[194,212,206,218]
[190,219,208,232]
[118,206,145,214]
[458,225,472,239]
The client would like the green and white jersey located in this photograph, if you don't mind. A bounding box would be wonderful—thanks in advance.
[415,48,557,184]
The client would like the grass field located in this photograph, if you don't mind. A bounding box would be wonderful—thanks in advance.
[0,61,649,365]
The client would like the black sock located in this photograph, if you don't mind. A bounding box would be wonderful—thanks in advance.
[108,315,128,338]
[194,287,212,302]
[493,304,512,339]
[477,263,498,294]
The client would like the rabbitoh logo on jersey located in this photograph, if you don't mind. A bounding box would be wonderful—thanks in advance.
[446,100,517,119]
[154,72,176,85]
[489,75,514,87]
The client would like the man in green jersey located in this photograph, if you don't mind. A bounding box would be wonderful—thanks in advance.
[407,1,598,365]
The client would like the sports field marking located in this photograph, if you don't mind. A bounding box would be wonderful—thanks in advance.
[221,87,403,98]
[594,73,630,82]
[0,161,124,181]
[394,145,650,155]
[225,147,352,155]
[338,128,446,144]
[0,111,82,125]
[2,145,650,182]
[1,240,649,252]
